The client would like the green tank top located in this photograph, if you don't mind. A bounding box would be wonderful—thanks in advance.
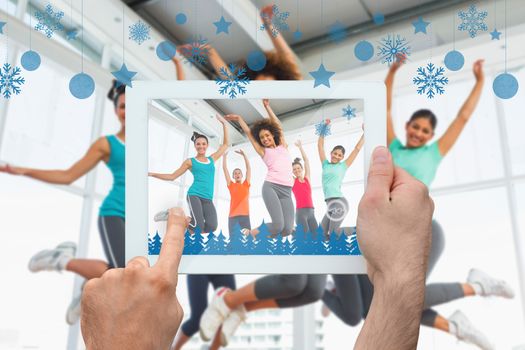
[99,135,125,217]
[187,157,215,200]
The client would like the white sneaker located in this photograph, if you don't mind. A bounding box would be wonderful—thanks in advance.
[154,210,169,222]
[449,310,494,350]
[199,287,232,341]
[28,241,77,272]
[66,293,82,325]
[220,305,247,346]
[325,278,335,291]
[468,268,515,299]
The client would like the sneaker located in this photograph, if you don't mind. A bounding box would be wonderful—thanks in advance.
[449,310,494,350]
[28,241,77,273]
[468,268,515,299]
[220,305,247,346]
[66,293,82,325]
[154,210,169,222]
[325,278,335,291]
[199,287,232,341]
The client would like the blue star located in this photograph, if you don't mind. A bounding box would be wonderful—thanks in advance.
[309,63,335,88]
[111,63,137,88]
[66,30,78,40]
[412,16,430,34]
[293,29,303,41]
[213,16,232,34]
[490,28,502,40]
[0,22,6,34]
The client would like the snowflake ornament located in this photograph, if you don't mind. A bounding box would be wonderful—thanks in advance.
[129,20,151,45]
[377,34,410,66]
[260,5,290,37]
[0,63,25,99]
[180,36,209,66]
[215,64,250,99]
[413,63,449,99]
[458,5,488,38]
[315,120,331,137]
[342,105,356,121]
[34,3,64,38]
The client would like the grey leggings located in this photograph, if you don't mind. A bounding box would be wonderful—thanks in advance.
[323,220,465,328]
[254,274,327,308]
[98,216,125,269]
[187,195,218,233]
[261,181,294,236]
[321,197,349,235]
[295,208,318,234]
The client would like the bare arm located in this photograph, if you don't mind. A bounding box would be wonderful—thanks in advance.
[317,123,328,163]
[149,159,191,181]
[385,57,405,146]
[0,137,108,185]
[211,115,229,162]
[222,152,231,186]
[438,60,485,157]
[237,149,251,183]
[262,99,287,147]
[295,140,310,180]
[344,134,364,167]
[172,56,185,80]
[225,114,265,157]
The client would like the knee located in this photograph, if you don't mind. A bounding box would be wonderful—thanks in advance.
[342,314,362,327]
[278,275,308,296]
[301,282,325,303]
[181,317,199,337]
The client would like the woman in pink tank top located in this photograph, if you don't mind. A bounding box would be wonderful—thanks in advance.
[225,99,294,237]
[292,140,318,235]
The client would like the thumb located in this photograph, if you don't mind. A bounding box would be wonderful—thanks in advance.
[365,146,394,203]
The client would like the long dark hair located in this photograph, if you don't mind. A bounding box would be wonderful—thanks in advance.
[191,131,209,144]
[107,80,125,108]
[408,109,437,130]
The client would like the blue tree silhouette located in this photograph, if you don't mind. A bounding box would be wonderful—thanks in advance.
[315,225,327,254]
[148,232,153,255]
[183,229,195,255]
[193,226,205,255]
[274,234,285,255]
[149,231,162,255]
[294,224,307,255]
[229,226,247,254]
[216,230,228,254]
[337,229,350,255]
[284,235,295,255]
[206,232,220,255]
[328,231,339,255]
[348,233,361,255]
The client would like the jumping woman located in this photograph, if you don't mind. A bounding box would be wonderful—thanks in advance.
[292,139,318,235]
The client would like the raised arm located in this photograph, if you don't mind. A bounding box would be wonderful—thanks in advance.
[178,43,230,78]
[295,140,310,180]
[222,152,232,186]
[263,99,287,147]
[317,121,328,163]
[385,55,405,146]
[225,114,265,158]
[235,149,251,183]
[260,4,302,79]
[211,115,229,162]
[437,60,484,157]
[149,159,191,181]
[344,134,364,167]
[0,137,108,185]
[172,56,185,80]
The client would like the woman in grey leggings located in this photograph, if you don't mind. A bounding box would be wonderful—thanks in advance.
[292,140,318,235]
[323,221,514,350]
[318,122,364,236]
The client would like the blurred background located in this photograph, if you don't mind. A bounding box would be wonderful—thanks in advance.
[0,0,524,349]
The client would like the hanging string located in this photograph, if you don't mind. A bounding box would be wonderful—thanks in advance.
[5,0,8,62]
[81,0,84,72]
[122,2,125,63]
[452,12,456,50]
[320,0,324,63]
[504,0,507,72]
[296,0,299,31]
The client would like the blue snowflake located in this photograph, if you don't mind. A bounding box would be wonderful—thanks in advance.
[0,63,25,99]
[328,21,346,43]
[315,120,331,137]
[377,34,410,66]
[260,5,290,37]
[342,105,356,121]
[458,5,488,38]
[129,20,151,45]
[413,63,449,99]
[180,36,209,66]
[215,64,250,99]
[34,3,64,38]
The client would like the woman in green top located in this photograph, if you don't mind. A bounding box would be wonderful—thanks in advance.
[318,121,364,236]
[386,57,485,187]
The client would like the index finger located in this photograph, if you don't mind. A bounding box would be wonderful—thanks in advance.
[154,208,187,278]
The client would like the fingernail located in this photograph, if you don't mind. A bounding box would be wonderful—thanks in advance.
[372,146,388,164]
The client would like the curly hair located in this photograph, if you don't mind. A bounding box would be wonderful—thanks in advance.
[250,119,283,148]
[107,80,126,108]
[244,51,302,81]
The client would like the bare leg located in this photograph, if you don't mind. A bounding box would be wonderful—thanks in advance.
[224,283,257,309]
[245,299,279,312]
[66,259,109,280]
[462,283,476,296]
[433,314,450,332]
[172,332,190,350]
[209,329,222,350]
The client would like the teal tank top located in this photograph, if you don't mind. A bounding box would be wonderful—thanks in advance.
[99,135,125,218]
[187,157,215,200]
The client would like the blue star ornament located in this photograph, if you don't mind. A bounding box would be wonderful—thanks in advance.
[66,30,78,40]
[490,28,502,40]
[293,29,303,41]
[214,16,232,34]
[111,63,137,88]
[309,63,335,88]
[412,16,430,34]
[0,22,6,34]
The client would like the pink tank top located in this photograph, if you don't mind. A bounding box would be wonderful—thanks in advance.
[293,177,314,209]
[262,145,293,187]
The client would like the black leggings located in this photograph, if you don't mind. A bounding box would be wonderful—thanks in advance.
[97,216,125,269]
[181,275,236,337]
[187,195,218,233]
